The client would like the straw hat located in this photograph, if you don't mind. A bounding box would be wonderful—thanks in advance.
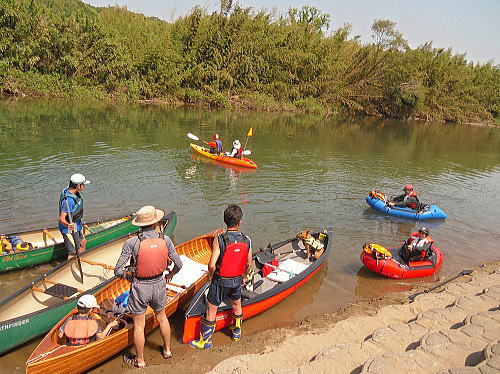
[132,206,165,227]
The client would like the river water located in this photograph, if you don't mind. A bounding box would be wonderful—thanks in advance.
[0,99,499,372]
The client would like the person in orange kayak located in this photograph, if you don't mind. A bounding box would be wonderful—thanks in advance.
[189,204,252,349]
[208,133,223,154]
[388,184,420,210]
[401,227,434,263]
[228,139,242,158]
[58,294,118,346]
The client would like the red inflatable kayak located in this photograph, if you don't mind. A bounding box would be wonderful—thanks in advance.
[360,246,443,279]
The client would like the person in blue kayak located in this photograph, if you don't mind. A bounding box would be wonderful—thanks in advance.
[208,133,223,154]
[58,173,90,259]
[190,204,252,349]
[388,184,420,210]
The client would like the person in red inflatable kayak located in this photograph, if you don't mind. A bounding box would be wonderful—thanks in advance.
[401,227,434,263]
[388,184,421,210]
[190,204,253,349]
[207,133,223,154]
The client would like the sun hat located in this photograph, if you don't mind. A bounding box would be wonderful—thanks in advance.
[70,173,91,185]
[132,205,165,227]
[78,294,98,309]
[403,184,413,191]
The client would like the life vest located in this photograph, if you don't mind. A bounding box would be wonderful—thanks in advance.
[63,314,99,346]
[404,191,419,210]
[369,190,386,201]
[216,232,250,278]
[214,139,223,152]
[408,232,434,258]
[135,232,171,279]
[304,236,324,252]
[59,188,84,223]
[235,147,243,158]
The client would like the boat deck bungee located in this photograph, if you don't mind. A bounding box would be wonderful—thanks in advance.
[26,228,223,374]
[0,215,138,273]
[360,245,444,279]
[190,143,257,169]
[0,212,176,355]
[182,229,332,344]
[366,195,447,220]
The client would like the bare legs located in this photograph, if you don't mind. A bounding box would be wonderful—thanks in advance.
[156,308,172,356]
[132,313,146,366]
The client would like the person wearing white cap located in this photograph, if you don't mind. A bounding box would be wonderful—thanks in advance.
[115,205,183,368]
[228,139,242,158]
[57,294,118,346]
[58,173,91,258]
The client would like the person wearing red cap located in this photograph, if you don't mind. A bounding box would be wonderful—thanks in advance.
[388,185,420,210]
[208,133,223,154]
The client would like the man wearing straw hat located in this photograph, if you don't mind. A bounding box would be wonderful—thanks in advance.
[115,205,182,368]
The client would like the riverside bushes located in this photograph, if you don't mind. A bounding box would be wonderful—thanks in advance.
[0,0,498,123]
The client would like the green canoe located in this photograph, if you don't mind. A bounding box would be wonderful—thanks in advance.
[0,211,177,355]
[0,215,139,273]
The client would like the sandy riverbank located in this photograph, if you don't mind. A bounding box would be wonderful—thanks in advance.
[126,261,500,374]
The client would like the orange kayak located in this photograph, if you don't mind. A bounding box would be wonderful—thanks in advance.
[190,143,257,169]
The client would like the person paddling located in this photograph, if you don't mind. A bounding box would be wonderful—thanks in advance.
[208,133,223,154]
[388,184,420,210]
[58,174,90,259]
[114,205,182,368]
[401,227,434,263]
[190,204,252,349]
[228,140,243,159]
[58,294,118,346]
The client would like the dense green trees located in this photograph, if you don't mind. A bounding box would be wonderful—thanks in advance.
[0,0,498,123]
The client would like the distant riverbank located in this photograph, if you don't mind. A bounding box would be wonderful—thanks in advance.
[1,0,499,125]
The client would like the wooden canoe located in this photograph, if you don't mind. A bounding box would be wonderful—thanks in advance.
[182,228,332,343]
[0,211,176,355]
[0,215,137,273]
[26,228,222,374]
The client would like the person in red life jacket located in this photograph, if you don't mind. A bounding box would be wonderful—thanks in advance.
[388,184,420,210]
[227,139,242,159]
[401,227,434,263]
[58,294,118,345]
[114,205,183,368]
[208,133,223,154]
[190,204,252,349]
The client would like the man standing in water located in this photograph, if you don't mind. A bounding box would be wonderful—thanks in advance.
[58,173,90,259]
[190,204,252,349]
[115,205,182,368]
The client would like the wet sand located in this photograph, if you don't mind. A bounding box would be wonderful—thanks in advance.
[123,261,500,374]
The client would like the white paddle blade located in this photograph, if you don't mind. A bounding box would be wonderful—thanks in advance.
[187,133,199,141]
[242,150,251,156]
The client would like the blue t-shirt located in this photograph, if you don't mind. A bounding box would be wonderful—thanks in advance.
[58,189,83,234]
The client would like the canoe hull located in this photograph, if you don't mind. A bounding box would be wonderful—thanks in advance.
[0,217,136,273]
[366,196,447,220]
[0,212,177,355]
[190,143,257,169]
[360,246,444,279]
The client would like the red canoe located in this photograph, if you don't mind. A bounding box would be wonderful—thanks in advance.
[360,246,444,279]
[182,229,333,343]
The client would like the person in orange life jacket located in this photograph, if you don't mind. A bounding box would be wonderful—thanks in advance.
[58,173,90,259]
[190,204,252,349]
[401,227,434,263]
[227,139,242,159]
[114,206,183,368]
[388,184,420,210]
[58,294,118,346]
[208,133,223,154]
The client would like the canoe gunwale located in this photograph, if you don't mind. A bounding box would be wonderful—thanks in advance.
[185,228,333,317]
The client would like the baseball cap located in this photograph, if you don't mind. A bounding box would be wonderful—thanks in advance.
[77,294,98,308]
[403,184,413,191]
[70,173,91,185]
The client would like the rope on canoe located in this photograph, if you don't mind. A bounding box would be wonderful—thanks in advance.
[26,345,65,365]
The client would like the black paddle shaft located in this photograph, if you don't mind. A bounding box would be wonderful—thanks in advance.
[409,269,472,300]
[65,199,85,283]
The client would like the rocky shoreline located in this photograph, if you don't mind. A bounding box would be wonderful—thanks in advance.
[127,261,500,373]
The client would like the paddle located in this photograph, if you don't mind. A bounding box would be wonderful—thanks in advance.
[242,150,251,156]
[408,269,472,300]
[65,199,84,283]
[187,133,199,141]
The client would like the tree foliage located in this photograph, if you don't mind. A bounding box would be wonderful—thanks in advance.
[0,0,498,123]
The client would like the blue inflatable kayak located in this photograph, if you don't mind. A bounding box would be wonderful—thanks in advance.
[366,196,447,220]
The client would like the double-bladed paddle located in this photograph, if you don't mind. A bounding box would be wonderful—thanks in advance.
[187,133,252,155]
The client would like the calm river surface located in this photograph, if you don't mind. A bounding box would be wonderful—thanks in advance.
[0,99,499,372]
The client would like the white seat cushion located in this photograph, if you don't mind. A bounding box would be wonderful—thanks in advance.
[265,259,309,283]
[165,255,208,292]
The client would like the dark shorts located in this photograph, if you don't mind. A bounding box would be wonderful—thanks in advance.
[63,230,84,255]
[127,277,167,315]
[207,277,242,306]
